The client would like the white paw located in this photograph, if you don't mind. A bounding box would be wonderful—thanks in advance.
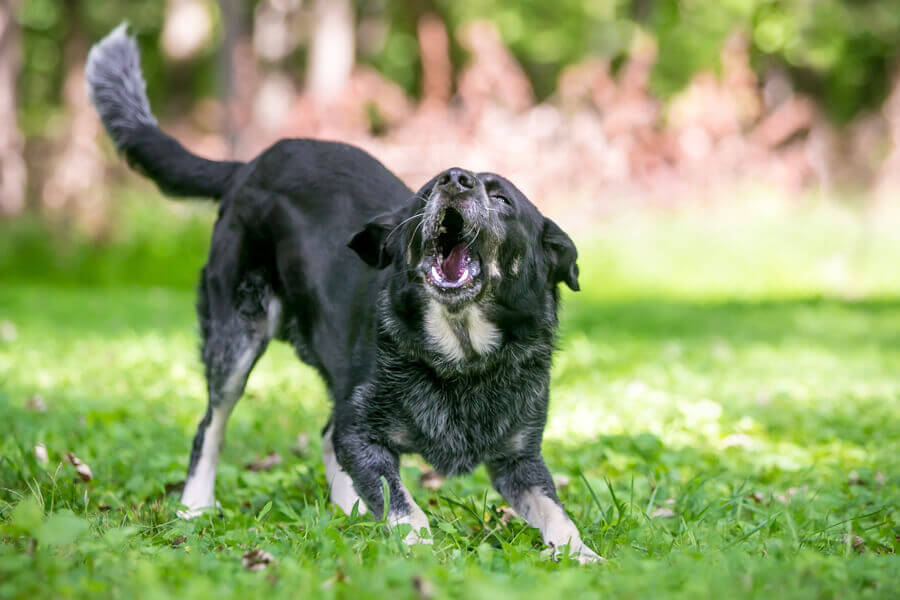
[177,506,206,520]
[177,500,220,520]
[400,526,434,546]
[546,541,605,565]
[389,511,433,545]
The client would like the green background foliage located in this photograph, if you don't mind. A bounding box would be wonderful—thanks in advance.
[17,0,900,129]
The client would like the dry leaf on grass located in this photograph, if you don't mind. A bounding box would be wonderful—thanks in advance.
[26,395,47,412]
[65,452,93,482]
[242,549,275,571]
[322,568,348,588]
[34,444,49,464]
[419,470,444,491]
[774,486,807,505]
[411,575,434,600]
[843,534,866,553]
[292,433,309,456]
[747,492,766,504]
[245,452,282,472]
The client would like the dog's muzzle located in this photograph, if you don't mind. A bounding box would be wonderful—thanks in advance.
[420,168,489,301]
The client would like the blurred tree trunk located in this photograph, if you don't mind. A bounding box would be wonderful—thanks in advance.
[306,0,354,103]
[219,0,239,154]
[630,0,653,22]
[417,13,451,110]
[40,4,106,234]
[0,0,26,217]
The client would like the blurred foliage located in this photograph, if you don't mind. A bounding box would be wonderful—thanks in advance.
[644,0,900,122]
[16,0,222,136]
[0,187,214,289]
[14,0,900,132]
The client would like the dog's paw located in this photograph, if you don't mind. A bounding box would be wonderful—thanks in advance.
[544,541,606,565]
[400,526,434,546]
[176,507,203,520]
[389,511,433,545]
[176,501,221,520]
[570,544,605,565]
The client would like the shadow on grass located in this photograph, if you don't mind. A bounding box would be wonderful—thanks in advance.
[562,296,900,351]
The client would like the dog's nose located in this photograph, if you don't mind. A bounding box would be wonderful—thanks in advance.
[437,168,475,194]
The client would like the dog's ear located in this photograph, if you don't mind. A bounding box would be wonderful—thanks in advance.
[348,212,400,269]
[541,217,580,291]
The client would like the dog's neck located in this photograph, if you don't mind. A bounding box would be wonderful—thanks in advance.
[375,288,558,378]
[420,299,501,363]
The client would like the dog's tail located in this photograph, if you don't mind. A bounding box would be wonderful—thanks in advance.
[86,24,242,200]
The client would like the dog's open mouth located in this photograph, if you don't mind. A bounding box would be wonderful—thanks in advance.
[424,207,481,290]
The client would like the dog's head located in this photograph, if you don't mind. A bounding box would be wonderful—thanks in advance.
[349,168,579,311]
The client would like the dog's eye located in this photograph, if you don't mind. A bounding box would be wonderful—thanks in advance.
[491,194,511,206]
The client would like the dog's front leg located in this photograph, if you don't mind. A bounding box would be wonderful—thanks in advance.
[332,428,432,545]
[487,455,603,564]
[322,423,368,516]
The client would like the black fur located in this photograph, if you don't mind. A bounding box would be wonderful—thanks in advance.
[87,27,583,538]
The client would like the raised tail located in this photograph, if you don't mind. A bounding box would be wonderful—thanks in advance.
[86,24,242,200]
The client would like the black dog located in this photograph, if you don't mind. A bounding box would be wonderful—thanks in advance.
[86,25,600,563]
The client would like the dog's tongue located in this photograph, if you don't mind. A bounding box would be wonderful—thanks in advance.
[441,243,468,281]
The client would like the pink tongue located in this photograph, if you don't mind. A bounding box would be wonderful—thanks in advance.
[441,244,468,281]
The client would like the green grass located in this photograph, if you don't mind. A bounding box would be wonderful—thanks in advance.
[1,193,898,599]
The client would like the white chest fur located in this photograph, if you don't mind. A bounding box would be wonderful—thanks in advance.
[424,300,501,361]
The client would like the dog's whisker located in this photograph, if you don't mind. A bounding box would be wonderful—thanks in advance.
[385,210,426,244]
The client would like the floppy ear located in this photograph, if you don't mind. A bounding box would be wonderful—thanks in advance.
[348,214,397,269]
[541,218,580,291]
[349,204,414,269]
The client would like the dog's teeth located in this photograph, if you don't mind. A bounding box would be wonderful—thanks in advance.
[431,266,442,282]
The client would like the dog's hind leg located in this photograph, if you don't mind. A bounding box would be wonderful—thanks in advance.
[178,269,282,519]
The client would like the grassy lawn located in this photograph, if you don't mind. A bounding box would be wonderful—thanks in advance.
[1,194,898,598]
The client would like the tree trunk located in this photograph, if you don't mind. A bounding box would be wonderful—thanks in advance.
[417,13,451,110]
[0,0,26,217]
[219,0,240,155]
[305,0,354,104]
[40,12,106,234]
